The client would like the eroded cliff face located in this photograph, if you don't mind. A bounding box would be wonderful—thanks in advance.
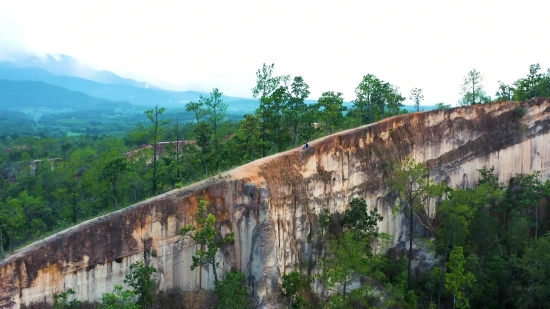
[1,99,550,308]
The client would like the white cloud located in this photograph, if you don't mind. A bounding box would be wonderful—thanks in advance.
[0,0,549,105]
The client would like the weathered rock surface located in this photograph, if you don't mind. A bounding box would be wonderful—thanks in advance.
[1,99,550,308]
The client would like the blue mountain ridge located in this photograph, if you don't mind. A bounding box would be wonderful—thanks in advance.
[0,55,434,114]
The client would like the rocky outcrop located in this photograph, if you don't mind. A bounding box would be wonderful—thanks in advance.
[1,99,550,308]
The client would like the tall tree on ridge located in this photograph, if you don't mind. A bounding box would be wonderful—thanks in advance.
[512,63,550,100]
[389,156,443,291]
[460,69,486,106]
[282,76,310,146]
[495,81,514,101]
[252,63,282,157]
[385,84,406,116]
[145,105,170,196]
[353,74,387,124]
[410,88,424,112]
[316,91,347,135]
[202,88,227,155]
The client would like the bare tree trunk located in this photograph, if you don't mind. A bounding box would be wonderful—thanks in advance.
[408,204,413,291]
[438,218,455,309]
[0,228,4,259]
[153,115,158,196]
[211,261,218,284]
[437,236,450,309]
[176,118,180,180]
[9,227,13,253]
[535,205,538,239]
[113,181,118,210]
[72,171,77,224]
[343,280,347,301]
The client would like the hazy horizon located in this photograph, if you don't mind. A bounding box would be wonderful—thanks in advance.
[1,0,549,105]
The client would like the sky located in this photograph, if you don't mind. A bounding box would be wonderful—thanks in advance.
[0,0,549,105]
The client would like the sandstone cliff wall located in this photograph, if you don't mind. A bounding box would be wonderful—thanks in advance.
[1,99,549,308]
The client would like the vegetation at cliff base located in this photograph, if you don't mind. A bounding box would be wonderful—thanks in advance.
[289,165,550,309]
[53,261,156,308]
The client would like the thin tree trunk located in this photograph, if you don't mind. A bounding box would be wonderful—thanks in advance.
[408,203,413,291]
[214,112,218,155]
[212,262,218,284]
[0,228,4,259]
[472,82,476,105]
[438,233,451,309]
[9,227,13,253]
[294,123,299,146]
[73,189,76,224]
[0,168,5,203]
[113,181,118,210]
[343,280,347,300]
[438,218,455,309]
[153,111,158,196]
[535,205,538,239]
[72,168,77,224]
[261,103,267,157]
[176,118,180,180]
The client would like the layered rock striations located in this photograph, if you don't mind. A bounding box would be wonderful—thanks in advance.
[1,99,550,308]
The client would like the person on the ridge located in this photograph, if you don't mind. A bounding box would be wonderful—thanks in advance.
[302,143,309,149]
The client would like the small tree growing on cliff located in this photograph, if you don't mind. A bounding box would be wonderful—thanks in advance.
[444,246,475,309]
[389,156,444,291]
[53,288,80,309]
[99,285,139,309]
[282,270,306,309]
[215,271,252,309]
[316,198,387,306]
[179,198,235,283]
[123,261,157,309]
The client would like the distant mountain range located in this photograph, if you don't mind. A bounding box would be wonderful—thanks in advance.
[0,79,133,111]
[0,64,211,108]
[0,53,433,115]
[4,54,154,88]
[0,54,263,113]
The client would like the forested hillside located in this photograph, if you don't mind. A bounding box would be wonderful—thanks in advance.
[1,63,550,308]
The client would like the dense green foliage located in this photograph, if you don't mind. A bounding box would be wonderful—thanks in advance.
[52,288,80,309]
[307,167,550,309]
[282,271,307,308]
[316,198,388,308]
[97,285,139,309]
[123,261,157,308]
[214,271,252,309]
[423,167,550,309]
